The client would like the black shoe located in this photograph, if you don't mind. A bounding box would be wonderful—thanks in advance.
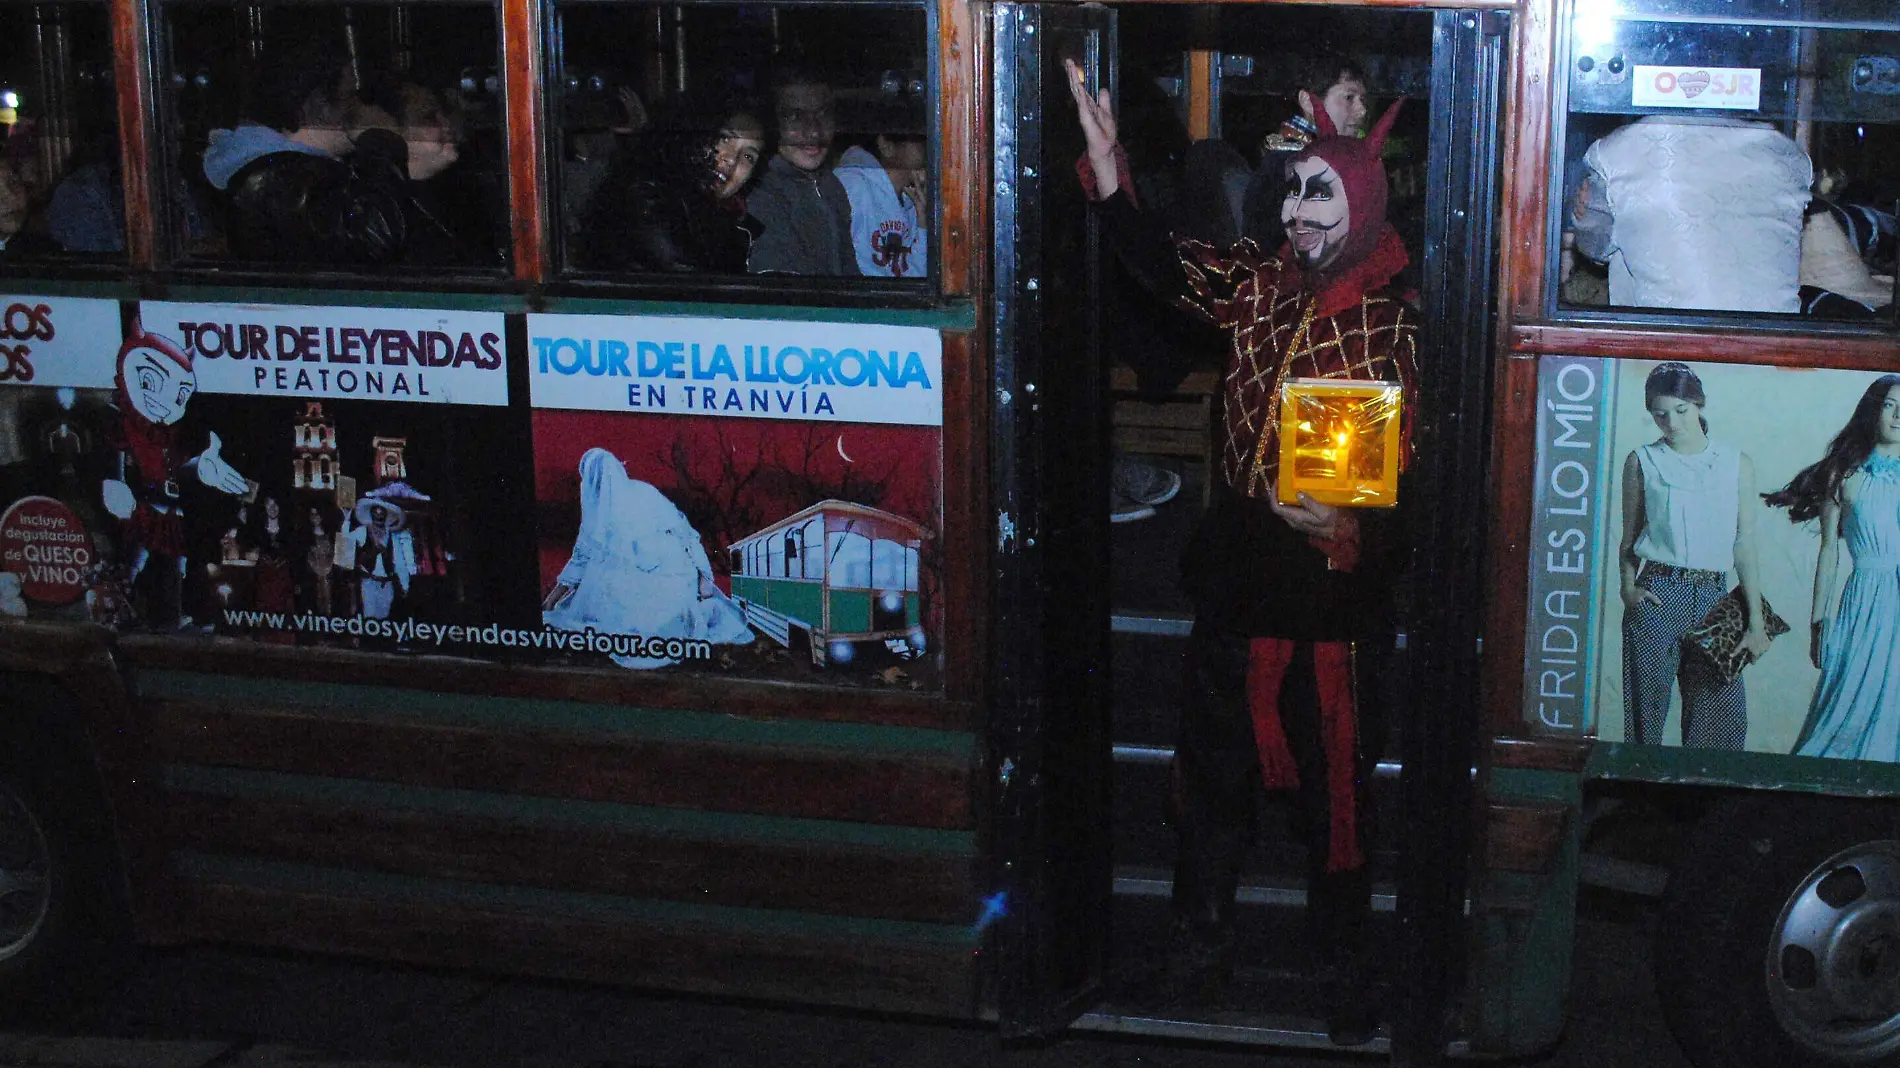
[1321,951,1379,1046]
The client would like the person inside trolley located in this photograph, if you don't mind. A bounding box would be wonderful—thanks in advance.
[1067,57,1418,1046]
[576,92,766,273]
[748,63,858,276]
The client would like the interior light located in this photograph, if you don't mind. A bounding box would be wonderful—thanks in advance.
[1572,0,1620,59]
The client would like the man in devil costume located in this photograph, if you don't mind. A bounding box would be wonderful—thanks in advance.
[1067,62,1419,1044]
[102,332,250,628]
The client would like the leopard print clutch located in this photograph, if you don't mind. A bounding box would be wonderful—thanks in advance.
[1684,588,1790,683]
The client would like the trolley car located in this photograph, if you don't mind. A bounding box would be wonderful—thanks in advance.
[1,0,1899,1064]
[726,499,928,666]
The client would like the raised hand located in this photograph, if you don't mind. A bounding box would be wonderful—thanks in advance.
[102,479,135,520]
[195,432,250,495]
[1064,59,1120,197]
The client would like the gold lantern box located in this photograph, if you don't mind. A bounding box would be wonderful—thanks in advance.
[1276,377,1403,509]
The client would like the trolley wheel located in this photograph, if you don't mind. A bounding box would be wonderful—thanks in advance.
[1658,793,1900,1068]
[0,721,126,1023]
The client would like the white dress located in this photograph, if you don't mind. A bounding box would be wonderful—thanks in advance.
[543,448,752,668]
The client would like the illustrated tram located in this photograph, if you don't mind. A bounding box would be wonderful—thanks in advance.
[727,500,928,667]
[1,0,1898,1064]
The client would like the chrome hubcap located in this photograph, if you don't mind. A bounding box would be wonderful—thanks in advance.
[1769,841,1900,1061]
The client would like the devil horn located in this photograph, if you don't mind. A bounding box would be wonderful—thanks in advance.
[1367,98,1404,154]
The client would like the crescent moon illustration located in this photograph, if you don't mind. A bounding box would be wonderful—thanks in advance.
[836,433,854,464]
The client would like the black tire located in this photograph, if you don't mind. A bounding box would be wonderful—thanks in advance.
[1658,792,1900,1068]
[0,713,127,1024]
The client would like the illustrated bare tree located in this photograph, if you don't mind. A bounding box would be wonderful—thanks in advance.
[765,425,899,508]
[655,424,770,573]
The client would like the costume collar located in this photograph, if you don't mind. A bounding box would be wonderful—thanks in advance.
[1279,225,1410,316]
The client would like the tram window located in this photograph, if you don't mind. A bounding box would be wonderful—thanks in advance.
[1556,6,1900,325]
[552,1,932,289]
[827,529,871,587]
[0,2,120,259]
[800,518,823,580]
[870,537,905,590]
[766,531,785,577]
[157,0,508,273]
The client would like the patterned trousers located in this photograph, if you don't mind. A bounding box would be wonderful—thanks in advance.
[1622,566,1747,750]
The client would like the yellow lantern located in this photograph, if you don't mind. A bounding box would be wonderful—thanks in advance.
[1276,377,1403,508]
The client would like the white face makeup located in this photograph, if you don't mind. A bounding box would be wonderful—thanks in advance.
[1282,156,1352,272]
[1879,386,1900,447]
[121,347,196,426]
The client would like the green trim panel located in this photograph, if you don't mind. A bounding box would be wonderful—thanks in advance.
[1586,741,1900,797]
[137,670,972,756]
[1473,765,1582,1057]
[1488,766,1583,805]
[173,851,982,947]
[144,286,532,313]
[538,295,978,331]
[6,280,141,300]
[747,577,824,629]
[162,763,974,854]
[830,590,874,635]
[2,285,979,328]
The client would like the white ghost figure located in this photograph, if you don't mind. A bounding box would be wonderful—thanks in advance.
[543,448,752,668]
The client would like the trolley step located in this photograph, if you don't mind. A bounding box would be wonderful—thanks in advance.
[1113,744,1404,779]
[1113,864,1399,912]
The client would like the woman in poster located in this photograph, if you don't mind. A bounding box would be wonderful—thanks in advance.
[1767,374,1900,761]
[542,448,752,668]
[299,503,339,616]
[247,494,296,642]
[1619,362,1772,749]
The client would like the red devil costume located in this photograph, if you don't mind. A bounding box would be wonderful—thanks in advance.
[1081,100,1419,1021]
[111,335,196,556]
[108,333,199,626]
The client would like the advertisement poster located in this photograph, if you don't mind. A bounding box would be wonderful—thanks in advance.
[1526,356,1900,762]
[529,313,944,689]
[0,300,540,648]
[0,296,130,622]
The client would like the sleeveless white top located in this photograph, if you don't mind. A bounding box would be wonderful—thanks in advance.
[1580,116,1812,313]
[1632,439,1741,572]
